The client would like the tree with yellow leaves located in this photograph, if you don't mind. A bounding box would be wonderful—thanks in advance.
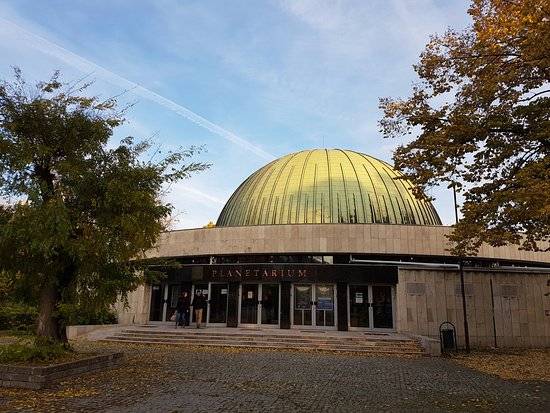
[380,0,550,255]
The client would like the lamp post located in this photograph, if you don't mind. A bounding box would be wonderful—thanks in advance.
[452,182,470,353]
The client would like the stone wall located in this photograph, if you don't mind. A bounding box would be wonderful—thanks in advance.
[396,268,550,348]
[0,353,123,389]
[114,284,151,325]
[147,224,550,264]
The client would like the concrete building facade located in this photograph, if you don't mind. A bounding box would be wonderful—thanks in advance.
[116,150,550,349]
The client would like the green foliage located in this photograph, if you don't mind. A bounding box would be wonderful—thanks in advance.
[0,337,69,364]
[379,0,550,255]
[0,69,210,340]
[141,257,181,284]
[58,303,117,326]
[0,271,11,302]
[0,302,37,332]
[0,270,38,305]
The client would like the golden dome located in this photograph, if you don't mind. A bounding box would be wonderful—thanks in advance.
[217,149,441,226]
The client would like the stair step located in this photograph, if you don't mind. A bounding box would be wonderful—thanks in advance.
[119,329,415,343]
[101,328,426,356]
[103,336,423,353]
[100,338,423,355]
[111,334,420,349]
[115,332,419,346]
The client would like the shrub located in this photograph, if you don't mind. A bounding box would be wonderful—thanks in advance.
[0,302,37,332]
[59,304,117,326]
[0,301,117,333]
[0,337,70,364]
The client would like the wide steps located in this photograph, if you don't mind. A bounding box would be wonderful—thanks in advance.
[119,329,415,343]
[100,328,425,356]
[108,334,418,348]
[102,337,423,355]
[111,333,420,349]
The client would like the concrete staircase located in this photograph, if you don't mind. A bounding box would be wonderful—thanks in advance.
[101,327,426,356]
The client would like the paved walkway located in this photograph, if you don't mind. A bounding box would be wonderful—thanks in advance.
[0,341,548,412]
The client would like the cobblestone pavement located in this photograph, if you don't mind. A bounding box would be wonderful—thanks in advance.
[0,342,548,412]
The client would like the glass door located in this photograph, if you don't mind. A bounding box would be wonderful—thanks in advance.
[149,284,163,321]
[167,284,181,322]
[260,284,279,325]
[293,284,313,326]
[349,285,370,328]
[240,284,259,324]
[348,285,394,330]
[209,283,228,324]
[372,286,393,328]
[314,284,335,327]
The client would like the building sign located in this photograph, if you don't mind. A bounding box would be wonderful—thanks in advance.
[208,267,308,280]
[355,292,363,304]
[169,263,398,284]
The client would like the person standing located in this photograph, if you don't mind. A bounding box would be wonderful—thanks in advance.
[175,291,191,328]
[192,289,207,328]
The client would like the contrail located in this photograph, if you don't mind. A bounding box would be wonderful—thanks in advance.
[0,17,275,161]
[178,184,226,206]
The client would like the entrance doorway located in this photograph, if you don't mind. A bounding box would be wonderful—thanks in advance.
[239,283,280,327]
[208,283,229,325]
[188,283,228,326]
[291,284,336,328]
[260,284,279,325]
[149,284,163,321]
[348,284,394,329]
[149,282,228,325]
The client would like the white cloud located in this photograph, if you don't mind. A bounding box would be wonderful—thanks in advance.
[0,16,275,162]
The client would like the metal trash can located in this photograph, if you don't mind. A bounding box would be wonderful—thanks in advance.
[439,321,457,352]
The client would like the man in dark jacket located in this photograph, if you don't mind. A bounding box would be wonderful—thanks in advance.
[192,290,207,328]
[175,291,191,328]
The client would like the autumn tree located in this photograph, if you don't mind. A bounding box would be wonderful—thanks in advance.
[380,0,549,255]
[0,69,209,342]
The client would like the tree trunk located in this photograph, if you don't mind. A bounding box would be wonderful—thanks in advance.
[36,282,67,343]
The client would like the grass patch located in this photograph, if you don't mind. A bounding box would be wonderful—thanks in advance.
[0,336,72,364]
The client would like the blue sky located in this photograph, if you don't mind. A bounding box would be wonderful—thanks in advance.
[0,0,470,228]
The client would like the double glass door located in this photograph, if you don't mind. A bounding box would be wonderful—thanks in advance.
[240,284,280,326]
[292,284,336,328]
[150,283,191,323]
[349,285,394,329]
[190,283,228,325]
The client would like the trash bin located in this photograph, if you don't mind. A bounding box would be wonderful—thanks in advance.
[439,321,457,352]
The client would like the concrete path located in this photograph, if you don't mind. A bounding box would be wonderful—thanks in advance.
[1,341,548,412]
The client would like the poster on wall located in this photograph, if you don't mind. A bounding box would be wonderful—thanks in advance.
[355,292,363,304]
[295,286,311,309]
[317,297,334,310]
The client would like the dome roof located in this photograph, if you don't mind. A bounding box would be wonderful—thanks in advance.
[217,149,441,227]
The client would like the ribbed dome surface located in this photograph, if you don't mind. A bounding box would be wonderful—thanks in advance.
[217,149,441,227]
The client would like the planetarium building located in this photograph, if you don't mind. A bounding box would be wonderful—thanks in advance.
[118,149,550,349]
